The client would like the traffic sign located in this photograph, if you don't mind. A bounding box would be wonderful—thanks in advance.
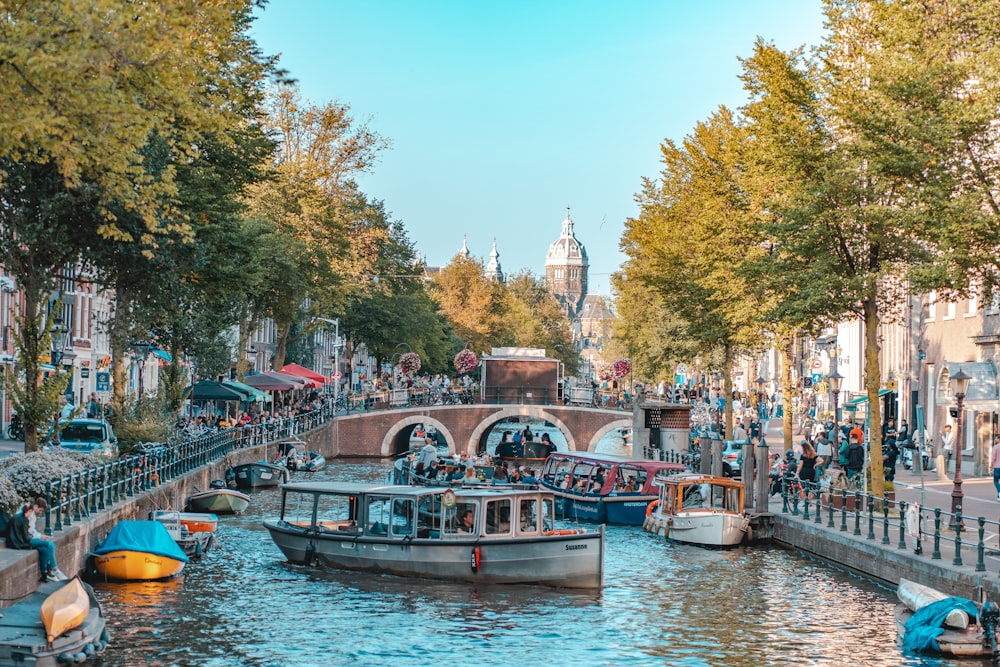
[677,363,687,373]
[811,373,822,385]
[331,373,342,379]
[811,359,822,369]
[80,368,90,378]
[886,380,898,390]
[96,371,110,392]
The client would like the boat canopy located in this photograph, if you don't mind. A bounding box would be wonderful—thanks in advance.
[94,520,190,562]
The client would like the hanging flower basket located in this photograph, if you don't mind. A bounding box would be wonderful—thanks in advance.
[454,348,478,374]
[613,358,632,378]
[598,364,613,382]
[398,352,421,377]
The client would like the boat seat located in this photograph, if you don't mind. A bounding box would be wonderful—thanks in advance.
[368,522,387,536]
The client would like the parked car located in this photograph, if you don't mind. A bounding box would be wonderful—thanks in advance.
[53,418,119,461]
[721,440,746,478]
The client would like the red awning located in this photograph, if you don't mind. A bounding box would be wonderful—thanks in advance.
[279,363,328,384]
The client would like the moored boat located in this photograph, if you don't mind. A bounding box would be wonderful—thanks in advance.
[91,520,189,581]
[0,578,109,667]
[895,578,1000,659]
[185,482,251,514]
[642,472,750,547]
[495,439,556,464]
[150,511,217,558]
[264,482,605,588]
[232,461,290,490]
[539,451,686,525]
[288,451,326,472]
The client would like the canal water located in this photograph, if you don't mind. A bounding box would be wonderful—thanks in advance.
[91,460,962,667]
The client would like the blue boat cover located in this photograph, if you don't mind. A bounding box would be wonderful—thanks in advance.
[902,596,979,653]
[93,520,190,562]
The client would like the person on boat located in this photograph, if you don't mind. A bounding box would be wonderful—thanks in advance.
[522,426,533,443]
[419,438,437,469]
[457,509,476,533]
[522,468,538,484]
[461,467,479,485]
[7,498,66,582]
[508,467,522,484]
[540,432,552,445]
[492,464,509,485]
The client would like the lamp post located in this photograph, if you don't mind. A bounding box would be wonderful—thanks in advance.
[131,340,151,398]
[949,368,971,527]
[829,371,843,469]
[246,346,258,374]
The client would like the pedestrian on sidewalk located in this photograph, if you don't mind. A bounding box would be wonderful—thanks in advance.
[991,435,1000,501]
[940,424,955,473]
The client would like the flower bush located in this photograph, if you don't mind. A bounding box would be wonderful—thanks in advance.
[453,348,478,374]
[398,352,422,377]
[0,450,101,507]
[613,358,632,378]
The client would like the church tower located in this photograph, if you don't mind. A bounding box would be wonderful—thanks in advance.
[485,237,504,283]
[544,207,588,317]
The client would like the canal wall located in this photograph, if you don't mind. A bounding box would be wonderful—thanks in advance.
[0,439,278,606]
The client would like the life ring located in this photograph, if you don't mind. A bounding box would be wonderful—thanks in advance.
[544,529,585,536]
[646,499,660,517]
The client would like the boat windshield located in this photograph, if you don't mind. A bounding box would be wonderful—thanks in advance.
[365,495,415,537]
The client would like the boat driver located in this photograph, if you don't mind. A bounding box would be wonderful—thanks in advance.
[457,509,476,533]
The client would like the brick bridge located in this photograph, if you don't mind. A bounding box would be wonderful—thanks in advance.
[309,404,634,458]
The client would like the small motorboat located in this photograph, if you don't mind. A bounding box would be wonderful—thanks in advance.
[231,461,290,490]
[895,578,1000,659]
[643,472,750,547]
[185,481,251,514]
[0,577,109,666]
[91,520,189,581]
[288,451,326,472]
[149,511,217,558]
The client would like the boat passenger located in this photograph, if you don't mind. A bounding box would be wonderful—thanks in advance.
[522,469,538,484]
[457,509,476,533]
[492,465,509,485]
[461,467,479,485]
[418,438,437,469]
[540,433,552,445]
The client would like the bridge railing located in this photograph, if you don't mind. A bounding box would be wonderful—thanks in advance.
[39,403,337,536]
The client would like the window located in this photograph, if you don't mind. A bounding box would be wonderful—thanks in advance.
[518,498,540,535]
[389,498,415,538]
[485,498,511,535]
[365,496,391,535]
[925,292,937,320]
[944,301,956,320]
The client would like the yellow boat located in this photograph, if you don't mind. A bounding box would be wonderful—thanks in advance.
[91,520,189,581]
[40,577,89,643]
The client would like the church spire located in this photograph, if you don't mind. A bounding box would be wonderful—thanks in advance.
[458,234,471,258]
[485,237,504,283]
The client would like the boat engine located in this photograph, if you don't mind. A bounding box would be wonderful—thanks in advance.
[981,600,1000,665]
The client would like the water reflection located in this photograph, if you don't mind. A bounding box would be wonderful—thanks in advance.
[90,460,963,667]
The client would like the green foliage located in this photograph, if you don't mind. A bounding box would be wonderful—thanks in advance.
[0,451,102,505]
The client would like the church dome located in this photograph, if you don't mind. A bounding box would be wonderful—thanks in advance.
[545,208,588,267]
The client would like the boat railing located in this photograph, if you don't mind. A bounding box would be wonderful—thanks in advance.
[778,475,998,573]
[38,403,338,536]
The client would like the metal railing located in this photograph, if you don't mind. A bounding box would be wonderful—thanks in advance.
[39,403,337,536]
[777,474,998,573]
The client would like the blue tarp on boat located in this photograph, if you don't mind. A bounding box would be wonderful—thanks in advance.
[93,520,189,562]
[902,597,979,653]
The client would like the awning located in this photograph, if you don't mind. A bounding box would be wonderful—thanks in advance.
[242,371,304,391]
[279,362,328,384]
[277,371,320,389]
[150,347,172,362]
[184,380,245,401]
[843,389,894,411]
[223,380,272,403]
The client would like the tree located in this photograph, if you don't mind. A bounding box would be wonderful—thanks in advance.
[430,256,506,356]
[500,272,579,376]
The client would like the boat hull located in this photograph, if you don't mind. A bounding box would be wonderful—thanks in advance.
[496,441,555,463]
[233,463,289,490]
[265,521,604,589]
[41,578,89,644]
[185,488,251,514]
[0,579,108,667]
[645,510,750,547]
[92,549,186,581]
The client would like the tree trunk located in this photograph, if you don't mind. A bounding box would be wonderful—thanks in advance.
[780,334,794,454]
[723,342,734,441]
[272,321,291,371]
[864,294,885,497]
[110,284,131,415]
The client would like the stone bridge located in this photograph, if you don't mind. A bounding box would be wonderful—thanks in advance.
[309,404,635,458]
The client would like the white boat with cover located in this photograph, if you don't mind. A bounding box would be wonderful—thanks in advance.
[894,578,1000,661]
[264,482,605,589]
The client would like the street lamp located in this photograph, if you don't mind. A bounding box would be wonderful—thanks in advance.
[246,346,258,373]
[829,371,843,469]
[949,368,971,526]
[131,340,151,398]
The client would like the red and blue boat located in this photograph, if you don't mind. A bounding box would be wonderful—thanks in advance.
[539,452,686,525]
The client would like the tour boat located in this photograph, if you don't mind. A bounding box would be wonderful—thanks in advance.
[539,451,686,525]
[91,520,189,581]
[264,482,605,589]
[642,473,750,547]
[231,461,290,490]
[895,578,1000,659]
[0,578,109,666]
[495,439,556,465]
[185,482,251,514]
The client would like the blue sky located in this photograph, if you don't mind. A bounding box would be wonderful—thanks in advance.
[251,1,827,295]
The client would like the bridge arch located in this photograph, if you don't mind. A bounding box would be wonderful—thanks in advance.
[467,406,578,455]
[380,415,457,457]
[588,419,633,453]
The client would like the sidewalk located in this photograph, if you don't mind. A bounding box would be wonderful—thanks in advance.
[0,437,23,458]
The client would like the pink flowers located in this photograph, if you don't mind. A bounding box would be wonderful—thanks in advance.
[398,352,421,376]
[453,348,478,374]
[612,358,632,378]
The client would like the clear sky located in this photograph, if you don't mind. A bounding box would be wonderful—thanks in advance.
[251,1,827,295]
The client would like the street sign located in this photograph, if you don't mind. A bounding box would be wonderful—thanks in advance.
[886,380,898,390]
[677,363,687,373]
[811,373,822,385]
[80,368,90,378]
[331,373,342,379]
[812,359,822,369]
[96,371,110,392]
